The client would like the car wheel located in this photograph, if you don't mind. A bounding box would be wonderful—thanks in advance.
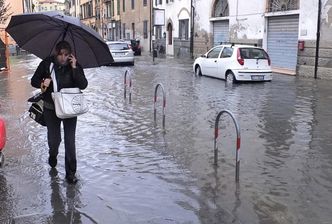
[195,65,202,76]
[226,72,236,83]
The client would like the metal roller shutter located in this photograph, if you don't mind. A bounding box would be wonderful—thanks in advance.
[213,21,229,46]
[267,15,299,72]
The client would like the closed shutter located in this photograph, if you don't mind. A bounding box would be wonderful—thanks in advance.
[213,21,229,46]
[267,15,299,72]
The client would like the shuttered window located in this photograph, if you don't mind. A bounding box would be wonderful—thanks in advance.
[179,19,189,40]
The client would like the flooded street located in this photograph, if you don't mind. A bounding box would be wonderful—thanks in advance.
[0,54,332,223]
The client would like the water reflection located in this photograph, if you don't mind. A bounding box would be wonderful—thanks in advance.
[0,171,12,223]
[49,168,84,224]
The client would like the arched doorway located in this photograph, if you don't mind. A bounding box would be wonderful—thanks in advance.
[167,22,174,55]
[212,0,229,46]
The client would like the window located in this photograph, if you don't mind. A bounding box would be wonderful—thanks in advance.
[159,0,162,4]
[213,0,229,17]
[123,0,125,12]
[123,23,126,39]
[207,47,222,58]
[106,3,112,18]
[143,0,147,6]
[156,26,162,39]
[179,19,189,40]
[89,1,93,17]
[220,47,233,58]
[108,43,130,50]
[239,48,269,59]
[132,23,135,39]
[131,0,135,9]
[268,0,299,12]
[117,0,120,15]
[143,20,148,39]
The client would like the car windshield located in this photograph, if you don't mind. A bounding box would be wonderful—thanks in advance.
[108,43,130,50]
[240,48,268,59]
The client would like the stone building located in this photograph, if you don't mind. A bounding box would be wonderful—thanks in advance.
[34,0,65,12]
[153,0,192,57]
[193,0,332,79]
[119,0,152,52]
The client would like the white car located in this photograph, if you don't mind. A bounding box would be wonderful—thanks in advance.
[193,44,272,82]
[107,41,135,65]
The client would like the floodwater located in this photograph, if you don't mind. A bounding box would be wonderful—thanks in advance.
[0,55,332,224]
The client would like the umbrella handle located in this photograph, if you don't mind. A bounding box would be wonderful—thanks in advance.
[41,83,47,93]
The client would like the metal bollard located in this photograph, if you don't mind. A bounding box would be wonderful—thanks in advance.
[0,118,6,167]
[124,70,132,103]
[154,83,166,129]
[0,152,3,167]
[214,110,241,182]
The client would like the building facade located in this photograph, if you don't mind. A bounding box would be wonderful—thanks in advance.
[153,0,192,57]
[2,0,34,44]
[193,0,332,79]
[79,0,97,30]
[34,0,66,12]
[119,0,151,52]
[6,0,332,79]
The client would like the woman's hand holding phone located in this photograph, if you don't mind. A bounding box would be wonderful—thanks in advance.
[68,54,77,69]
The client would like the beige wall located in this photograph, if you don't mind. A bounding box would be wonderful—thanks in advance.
[0,0,25,44]
[35,1,65,12]
[120,0,151,52]
[80,0,96,28]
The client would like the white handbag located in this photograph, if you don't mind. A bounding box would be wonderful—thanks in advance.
[50,63,88,119]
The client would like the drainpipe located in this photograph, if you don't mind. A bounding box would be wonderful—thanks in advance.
[22,0,25,13]
[150,0,152,52]
[314,0,322,79]
[190,0,194,59]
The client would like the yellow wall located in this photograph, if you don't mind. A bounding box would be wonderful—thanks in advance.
[0,0,25,44]
[35,1,65,12]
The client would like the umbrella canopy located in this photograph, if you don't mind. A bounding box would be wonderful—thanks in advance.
[5,11,113,68]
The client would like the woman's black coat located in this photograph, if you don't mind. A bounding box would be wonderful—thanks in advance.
[31,56,88,109]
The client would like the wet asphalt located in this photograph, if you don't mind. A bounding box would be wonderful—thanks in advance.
[0,54,332,224]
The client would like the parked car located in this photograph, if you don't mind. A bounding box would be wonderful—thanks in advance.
[193,44,272,83]
[121,39,141,56]
[107,41,135,65]
[130,39,141,56]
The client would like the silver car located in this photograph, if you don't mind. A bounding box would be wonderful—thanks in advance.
[107,41,135,65]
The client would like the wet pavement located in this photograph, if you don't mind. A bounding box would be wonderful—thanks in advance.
[0,54,332,223]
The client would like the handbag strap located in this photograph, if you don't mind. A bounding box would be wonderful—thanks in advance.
[49,63,57,92]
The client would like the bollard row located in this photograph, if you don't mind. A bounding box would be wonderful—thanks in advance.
[124,71,241,182]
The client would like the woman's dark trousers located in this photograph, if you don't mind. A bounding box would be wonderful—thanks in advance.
[44,108,77,177]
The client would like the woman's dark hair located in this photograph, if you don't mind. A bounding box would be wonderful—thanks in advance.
[55,41,72,54]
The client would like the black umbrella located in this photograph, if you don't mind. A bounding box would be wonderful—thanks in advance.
[5,11,113,68]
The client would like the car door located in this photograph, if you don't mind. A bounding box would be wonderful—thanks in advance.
[201,46,223,77]
[218,47,234,79]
